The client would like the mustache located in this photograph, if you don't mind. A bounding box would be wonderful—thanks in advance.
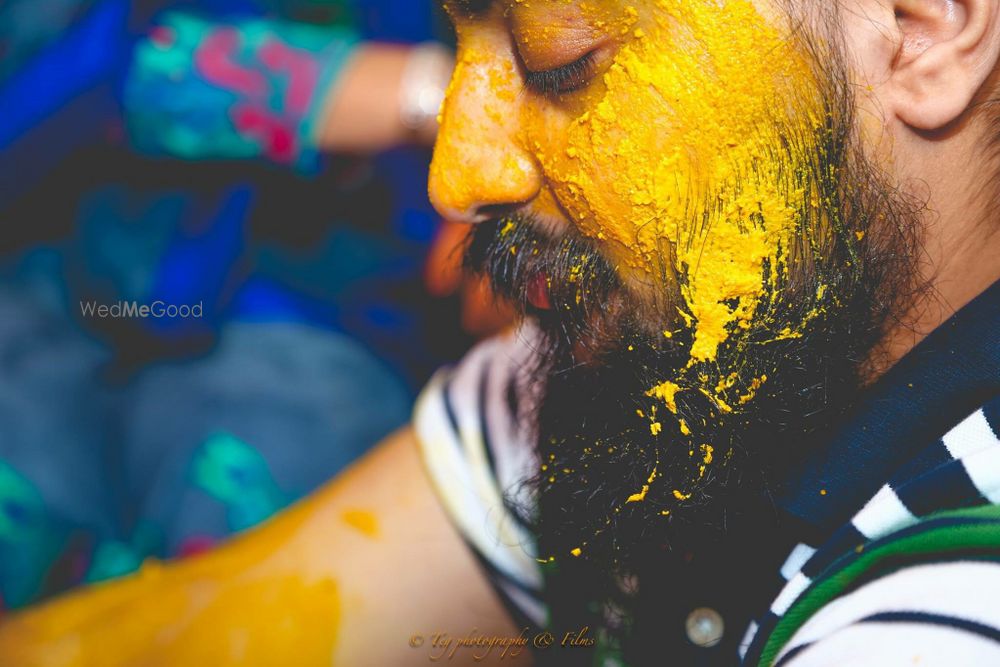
[462,215,629,346]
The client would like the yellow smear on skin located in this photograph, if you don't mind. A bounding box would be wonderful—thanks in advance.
[430,49,476,211]
[0,488,344,666]
[432,8,836,482]
[0,425,482,666]
[341,509,379,539]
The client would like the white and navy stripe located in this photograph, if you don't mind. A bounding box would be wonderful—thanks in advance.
[744,399,1000,664]
[414,328,549,629]
[414,280,1000,666]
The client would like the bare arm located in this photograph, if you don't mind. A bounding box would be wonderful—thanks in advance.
[0,428,529,666]
[319,44,452,152]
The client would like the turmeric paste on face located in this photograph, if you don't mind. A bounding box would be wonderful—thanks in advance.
[534,0,823,365]
[435,0,837,503]
[434,0,827,366]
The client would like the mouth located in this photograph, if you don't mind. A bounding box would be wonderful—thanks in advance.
[527,271,553,310]
[463,214,622,325]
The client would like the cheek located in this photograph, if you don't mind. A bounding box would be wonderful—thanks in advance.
[557,62,677,269]
[527,108,668,252]
[518,63,679,278]
[525,0,828,362]
[514,27,667,272]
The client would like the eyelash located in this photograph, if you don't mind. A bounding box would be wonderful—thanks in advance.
[523,51,597,96]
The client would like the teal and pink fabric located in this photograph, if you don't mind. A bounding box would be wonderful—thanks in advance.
[125,12,358,171]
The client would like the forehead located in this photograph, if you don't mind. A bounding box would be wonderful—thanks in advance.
[441,0,800,41]
[443,0,658,52]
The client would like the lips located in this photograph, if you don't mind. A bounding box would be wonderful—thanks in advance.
[527,271,553,310]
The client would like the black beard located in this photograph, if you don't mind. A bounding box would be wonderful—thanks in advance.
[462,14,923,665]
[465,204,918,660]
[464,204,911,556]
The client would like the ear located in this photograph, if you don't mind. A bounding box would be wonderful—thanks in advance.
[888,0,1000,130]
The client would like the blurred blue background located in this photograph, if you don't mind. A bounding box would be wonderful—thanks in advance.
[0,0,471,611]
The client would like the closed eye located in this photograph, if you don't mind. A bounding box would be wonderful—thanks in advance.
[523,51,597,96]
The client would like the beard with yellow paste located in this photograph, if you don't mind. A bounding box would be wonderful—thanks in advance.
[461,1,923,662]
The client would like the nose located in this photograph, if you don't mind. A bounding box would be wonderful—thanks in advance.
[428,51,542,224]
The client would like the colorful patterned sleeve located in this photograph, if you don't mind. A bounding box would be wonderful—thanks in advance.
[123,12,359,172]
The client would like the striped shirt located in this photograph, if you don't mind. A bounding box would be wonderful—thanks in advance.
[414,279,1000,665]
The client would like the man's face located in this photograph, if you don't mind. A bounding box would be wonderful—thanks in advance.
[431,0,917,601]
[432,0,831,364]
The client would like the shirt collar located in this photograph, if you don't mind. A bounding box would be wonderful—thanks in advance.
[778,278,1000,538]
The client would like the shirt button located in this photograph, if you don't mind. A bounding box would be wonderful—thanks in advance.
[685,607,725,648]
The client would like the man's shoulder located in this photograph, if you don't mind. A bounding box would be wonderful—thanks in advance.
[761,504,1000,666]
[753,397,1000,665]
[412,328,548,628]
[414,326,541,487]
